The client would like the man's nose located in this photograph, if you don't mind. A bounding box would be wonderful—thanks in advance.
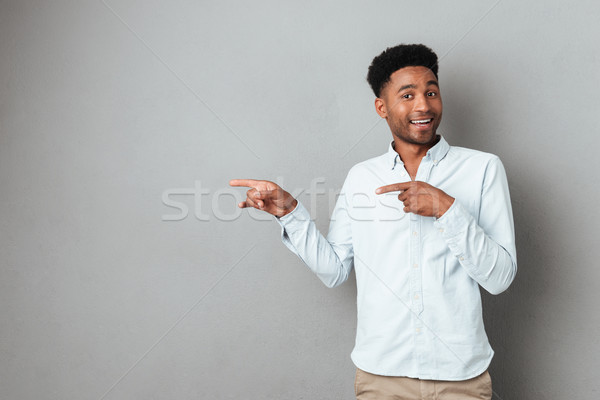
[413,94,430,112]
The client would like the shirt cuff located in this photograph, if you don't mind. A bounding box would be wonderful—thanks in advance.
[433,200,471,239]
[276,200,311,228]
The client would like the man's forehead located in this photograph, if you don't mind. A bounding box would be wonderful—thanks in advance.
[389,66,438,85]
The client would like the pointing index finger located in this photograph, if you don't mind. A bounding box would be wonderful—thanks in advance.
[229,179,260,188]
[375,182,411,194]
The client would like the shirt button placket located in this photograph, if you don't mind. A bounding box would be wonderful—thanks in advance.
[409,215,423,316]
[411,205,427,376]
[412,158,431,376]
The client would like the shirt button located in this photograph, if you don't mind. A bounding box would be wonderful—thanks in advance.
[414,294,420,300]
[413,231,418,236]
[416,327,421,333]
[413,263,419,268]
[459,256,465,261]
[438,228,444,233]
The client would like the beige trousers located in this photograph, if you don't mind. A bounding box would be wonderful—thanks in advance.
[354,368,492,400]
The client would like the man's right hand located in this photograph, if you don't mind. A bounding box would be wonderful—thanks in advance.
[229,179,298,218]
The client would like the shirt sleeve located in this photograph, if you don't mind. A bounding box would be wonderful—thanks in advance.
[275,184,354,288]
[434,156,517,295]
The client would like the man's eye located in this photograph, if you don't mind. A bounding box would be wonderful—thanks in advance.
[427,92,437,97]
[402,94,412,99]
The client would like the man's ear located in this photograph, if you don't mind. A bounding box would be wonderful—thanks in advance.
[374,97,387,119]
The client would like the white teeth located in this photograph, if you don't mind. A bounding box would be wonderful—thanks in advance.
[411,119,432,124]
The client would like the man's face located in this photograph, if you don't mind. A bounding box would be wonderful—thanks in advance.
[375,66,442,146]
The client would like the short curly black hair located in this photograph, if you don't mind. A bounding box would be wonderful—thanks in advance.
[366,44,438,97]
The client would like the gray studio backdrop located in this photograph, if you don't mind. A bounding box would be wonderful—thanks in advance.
[1,1,599,399]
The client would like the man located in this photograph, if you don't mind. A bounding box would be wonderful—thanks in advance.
[230,44,516,400]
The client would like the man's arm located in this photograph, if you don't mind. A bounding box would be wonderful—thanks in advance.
[375,156,517,295]
[229,179,354,288]
[434,157,517,295]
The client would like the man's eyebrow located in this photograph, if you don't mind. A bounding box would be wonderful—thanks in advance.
[397,84,416,92]
[397,81,439,93]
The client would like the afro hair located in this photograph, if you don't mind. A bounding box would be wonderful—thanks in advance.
[366,44,439,97]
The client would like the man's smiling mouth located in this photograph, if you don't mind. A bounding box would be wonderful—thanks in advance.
[410,118,433,125]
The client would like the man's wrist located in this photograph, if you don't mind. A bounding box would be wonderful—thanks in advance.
[279,199,298,218]
[436,196,455,219]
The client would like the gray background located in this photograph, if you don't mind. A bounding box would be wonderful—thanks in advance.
[1,0,599,399]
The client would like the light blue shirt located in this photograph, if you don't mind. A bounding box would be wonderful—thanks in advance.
[276,136,517,381]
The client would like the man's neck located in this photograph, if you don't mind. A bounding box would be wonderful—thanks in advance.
[392,135,440,165]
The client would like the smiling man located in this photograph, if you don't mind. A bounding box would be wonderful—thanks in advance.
[230,44,517,400]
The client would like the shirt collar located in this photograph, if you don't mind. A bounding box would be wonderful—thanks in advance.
[388,135,450,170]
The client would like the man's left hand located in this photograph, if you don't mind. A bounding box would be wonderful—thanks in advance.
[375,181,455,219]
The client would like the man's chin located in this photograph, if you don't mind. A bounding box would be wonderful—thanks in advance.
[396,131,437,146]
